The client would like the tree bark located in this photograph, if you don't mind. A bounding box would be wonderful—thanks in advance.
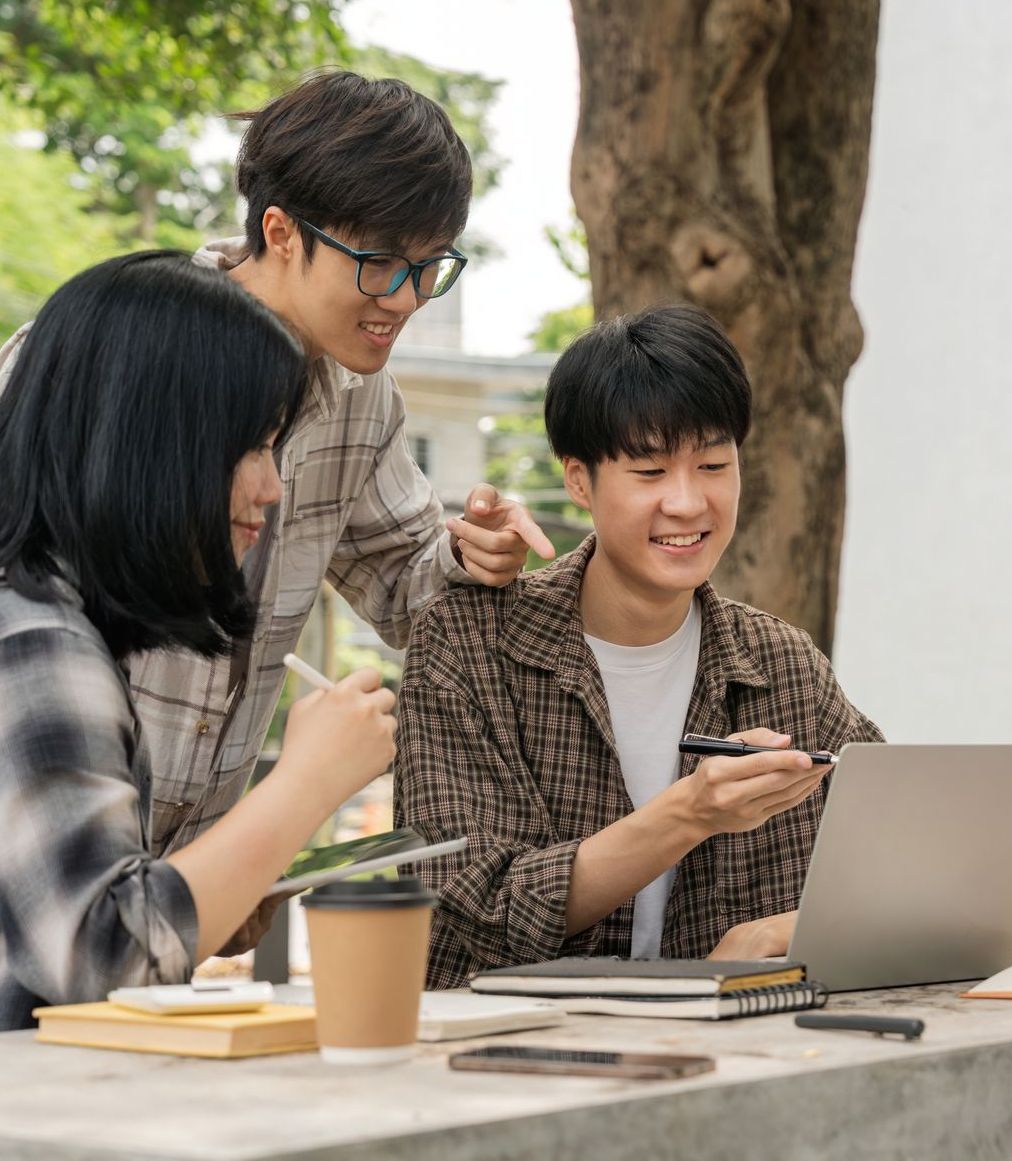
[569,0,878,654]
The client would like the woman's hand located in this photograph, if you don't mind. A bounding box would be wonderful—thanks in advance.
[278,667,396,808]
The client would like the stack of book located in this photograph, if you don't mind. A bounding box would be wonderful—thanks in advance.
[470,957,828,1021]
[32,986,567,1057]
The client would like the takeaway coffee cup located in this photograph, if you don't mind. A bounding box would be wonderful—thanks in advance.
[301,876,437,1065]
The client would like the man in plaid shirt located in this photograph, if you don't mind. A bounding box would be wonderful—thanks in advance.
[395,305,883,989]
[0,72,552,953]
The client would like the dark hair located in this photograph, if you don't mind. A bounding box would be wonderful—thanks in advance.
[0,251,308,660]
[232,70,472,258]
[544,304,752,466]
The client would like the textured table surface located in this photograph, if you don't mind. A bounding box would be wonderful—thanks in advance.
[0,982,1009,1161]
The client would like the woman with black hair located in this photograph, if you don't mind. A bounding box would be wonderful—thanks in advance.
[0,252,397,1030]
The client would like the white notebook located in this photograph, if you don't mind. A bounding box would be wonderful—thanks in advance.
[272,985,565,1041]
[417,992,565,1041]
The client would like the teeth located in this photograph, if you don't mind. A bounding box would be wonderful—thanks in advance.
[654,533,703,547]
[361,323,393,335]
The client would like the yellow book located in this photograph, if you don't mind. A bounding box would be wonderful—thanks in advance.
[33,1002,317,1059]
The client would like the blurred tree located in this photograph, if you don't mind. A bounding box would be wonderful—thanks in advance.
[0,101,132,338]
[0,5,504,338]
[0,0,352,240]
[0,2,504,244]
[544,207,589,282]
[529,301,593,354]
[569,0,879,654]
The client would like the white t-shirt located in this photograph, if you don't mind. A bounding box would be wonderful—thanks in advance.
[585,599,702,957]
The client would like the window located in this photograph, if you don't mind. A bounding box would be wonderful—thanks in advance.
[407,434,432,478]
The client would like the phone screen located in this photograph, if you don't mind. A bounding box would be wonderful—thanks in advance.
[448,1045,716,1080]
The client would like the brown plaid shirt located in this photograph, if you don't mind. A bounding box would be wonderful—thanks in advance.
[394,535,883,989]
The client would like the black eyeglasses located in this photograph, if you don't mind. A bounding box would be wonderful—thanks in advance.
[297,219,468,299]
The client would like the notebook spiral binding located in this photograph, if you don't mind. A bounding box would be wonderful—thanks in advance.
[724,981,829,1018]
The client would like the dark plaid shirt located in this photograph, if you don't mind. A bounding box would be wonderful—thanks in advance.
[0,581,198,1030]
[394,535,883,989]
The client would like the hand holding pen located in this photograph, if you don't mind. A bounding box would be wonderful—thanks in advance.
[679,733,838,765]
[672,727,833,839]
[279,654,397,797]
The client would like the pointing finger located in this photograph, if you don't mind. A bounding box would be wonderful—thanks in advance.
[509,509,556,560]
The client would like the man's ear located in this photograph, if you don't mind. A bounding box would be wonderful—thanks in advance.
[261,207,299,262]
[562,457,593,512]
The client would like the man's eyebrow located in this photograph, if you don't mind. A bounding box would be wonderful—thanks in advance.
[700,434,734,449]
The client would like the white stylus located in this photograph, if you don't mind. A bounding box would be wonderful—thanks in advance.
[283,652,335,690]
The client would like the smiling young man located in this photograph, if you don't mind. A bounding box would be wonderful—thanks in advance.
[394,304,883,988]
[0,71,553,953]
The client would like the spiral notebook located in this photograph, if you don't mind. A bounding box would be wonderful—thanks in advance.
[470,956,827,1021]
[549,982,828,1021]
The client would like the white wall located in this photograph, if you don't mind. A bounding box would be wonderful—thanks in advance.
[834,0,1012,742]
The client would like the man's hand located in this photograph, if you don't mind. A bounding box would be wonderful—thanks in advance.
[708,911,798,960]
[447,483,555,586]
[669,728,830,843]
[213,893,291,958]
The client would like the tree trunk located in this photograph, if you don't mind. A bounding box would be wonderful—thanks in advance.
[569,0,878,655]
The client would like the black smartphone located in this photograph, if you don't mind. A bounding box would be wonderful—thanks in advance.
[447,1044,716,1080]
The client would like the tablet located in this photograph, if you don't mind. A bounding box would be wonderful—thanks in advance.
[264,829,467,897]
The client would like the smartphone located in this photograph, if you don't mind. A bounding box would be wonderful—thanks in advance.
[447,1044,715,1080]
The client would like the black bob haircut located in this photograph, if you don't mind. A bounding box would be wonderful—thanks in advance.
[544,303,752,467]
[0,251,308,661]
[232,70,473,259]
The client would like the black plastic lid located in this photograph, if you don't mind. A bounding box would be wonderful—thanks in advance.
[300,875,437,911]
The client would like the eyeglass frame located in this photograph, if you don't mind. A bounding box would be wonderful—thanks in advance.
[295,218,468,299]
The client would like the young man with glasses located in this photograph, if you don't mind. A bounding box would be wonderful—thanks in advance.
[394,305,882,988]
[0,70,552,953]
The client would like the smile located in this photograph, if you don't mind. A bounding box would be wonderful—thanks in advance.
[360,322,395,335]
[651,533,706,547]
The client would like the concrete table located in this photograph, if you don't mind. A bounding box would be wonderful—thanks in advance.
[0,983,1009,1161]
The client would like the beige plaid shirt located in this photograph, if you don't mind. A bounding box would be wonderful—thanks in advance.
[0,239,469,854]
[394,535,884,989]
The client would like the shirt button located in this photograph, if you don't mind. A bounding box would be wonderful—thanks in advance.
[195,719,210,736]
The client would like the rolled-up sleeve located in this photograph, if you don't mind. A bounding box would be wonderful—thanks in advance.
[0,625,198,1017]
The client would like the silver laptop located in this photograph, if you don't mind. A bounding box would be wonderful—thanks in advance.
[788,743,1012,991]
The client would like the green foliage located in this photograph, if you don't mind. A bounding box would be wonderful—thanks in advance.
[528,301,594,353]
[1,4,504,250]
[0,104,142,340]
[0,0,351,237]
[545,208,590,282]
[529,208,593,355]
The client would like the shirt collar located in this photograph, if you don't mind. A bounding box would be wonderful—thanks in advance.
[499,533,769,698]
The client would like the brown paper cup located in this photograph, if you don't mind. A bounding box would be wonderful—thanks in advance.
[302,876,436,1065]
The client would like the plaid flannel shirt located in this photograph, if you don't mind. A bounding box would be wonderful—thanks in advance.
[0,239,469,855]
[0,579,198,1030]
[394,535,884,989]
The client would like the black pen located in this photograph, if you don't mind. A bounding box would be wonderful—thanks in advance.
[795,1013,925,1040]
[678,733,838,765]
